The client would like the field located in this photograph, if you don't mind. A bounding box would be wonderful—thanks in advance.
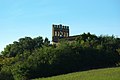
[34,67,120,80]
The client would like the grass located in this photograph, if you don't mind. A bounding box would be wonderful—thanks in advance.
[34,67,120,80]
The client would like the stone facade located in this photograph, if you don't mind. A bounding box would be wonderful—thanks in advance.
[52,24,80,44]
[52,24,69,42]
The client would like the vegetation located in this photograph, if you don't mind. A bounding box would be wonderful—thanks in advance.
[0,33,120,80]
[34,67,120,80]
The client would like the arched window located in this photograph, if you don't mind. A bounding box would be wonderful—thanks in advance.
[64,32,66,37]
[67,33,69,37]
[55,31,57,36]
[58,32,60,36]
[60,31,63,37]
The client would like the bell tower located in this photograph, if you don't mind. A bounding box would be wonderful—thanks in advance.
[52,24,69,42]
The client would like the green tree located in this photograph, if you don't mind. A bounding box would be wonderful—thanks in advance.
[44,37,50,46]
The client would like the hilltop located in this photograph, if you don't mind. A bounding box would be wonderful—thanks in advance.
[0,33,120,80]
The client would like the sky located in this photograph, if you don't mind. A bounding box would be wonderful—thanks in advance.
[0,0,120,52]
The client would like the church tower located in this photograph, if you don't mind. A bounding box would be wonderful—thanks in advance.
[52,24,69,42]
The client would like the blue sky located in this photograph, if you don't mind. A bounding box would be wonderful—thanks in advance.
[0,0,120,52]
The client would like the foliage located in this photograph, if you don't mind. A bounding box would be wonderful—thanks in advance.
[1,36,43,57]
[0,33,120,80]
[0,66,14,80]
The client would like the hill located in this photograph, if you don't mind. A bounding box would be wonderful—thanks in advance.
[0,33,120,80]
[34,67,120,80]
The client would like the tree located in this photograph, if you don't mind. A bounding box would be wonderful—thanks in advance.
[44,37,50,46]
[1,36,44,57]
[1,33,120,79]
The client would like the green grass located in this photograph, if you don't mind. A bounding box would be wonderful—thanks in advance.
[34,67,120,80]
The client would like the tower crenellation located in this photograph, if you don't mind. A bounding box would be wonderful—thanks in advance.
[52,24,69,42]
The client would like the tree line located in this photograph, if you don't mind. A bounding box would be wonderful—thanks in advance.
[0,33,120,80]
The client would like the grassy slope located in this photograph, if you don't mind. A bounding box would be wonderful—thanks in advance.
[34,67,120,80]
